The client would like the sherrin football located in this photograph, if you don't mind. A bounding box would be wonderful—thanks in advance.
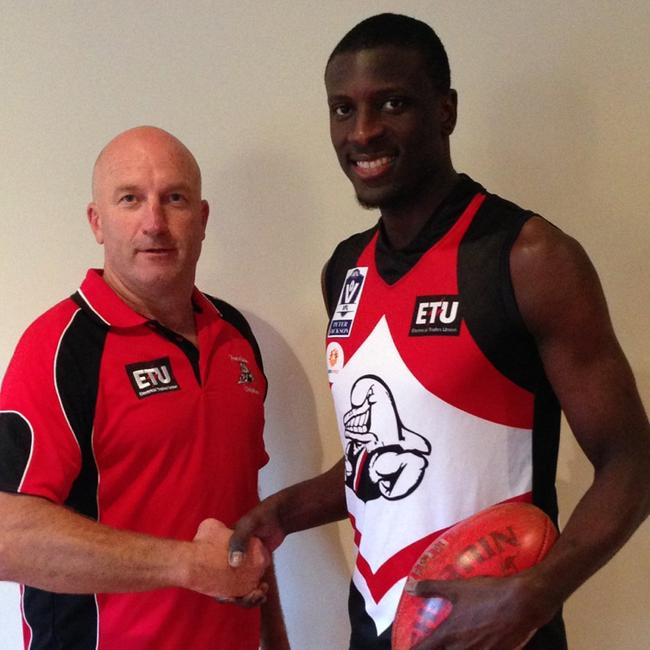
[392,502,559,650]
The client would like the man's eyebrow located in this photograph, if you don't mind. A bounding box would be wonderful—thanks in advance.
[163,182,192,193]
[112,184,140,197]
[111,182,193,197]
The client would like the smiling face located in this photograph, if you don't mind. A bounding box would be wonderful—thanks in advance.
[87,127,209,304]
[325,46,457,211]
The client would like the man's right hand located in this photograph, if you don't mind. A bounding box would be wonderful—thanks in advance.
[187,518,270,598]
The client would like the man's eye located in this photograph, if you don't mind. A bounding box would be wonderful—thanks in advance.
[119,194,137,204]
[383,98,405,112]
[332,104,352,119]
[169,193,184,203]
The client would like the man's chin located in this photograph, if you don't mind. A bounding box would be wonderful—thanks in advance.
[354,187,407,212]
[356,196,381,210]
[354,186,390,211]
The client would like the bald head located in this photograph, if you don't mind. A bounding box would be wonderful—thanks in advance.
[86,125,209,308]
[92,126,202,201]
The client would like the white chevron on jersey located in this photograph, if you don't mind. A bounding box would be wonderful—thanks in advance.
[330,316,532,634]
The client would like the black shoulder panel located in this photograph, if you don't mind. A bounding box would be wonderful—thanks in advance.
[204,295,265,374]
[56,309,108,519]
[458,193,542,391]
[324,227,377,318]
[0,412,33,492]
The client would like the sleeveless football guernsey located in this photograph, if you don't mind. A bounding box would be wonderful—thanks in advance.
[324,176,566,649]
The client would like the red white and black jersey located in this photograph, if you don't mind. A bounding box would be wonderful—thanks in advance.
[0,269,268,650]
[324,176,566,650]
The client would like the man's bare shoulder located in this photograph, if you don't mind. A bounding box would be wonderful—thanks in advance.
[510,215,605,341]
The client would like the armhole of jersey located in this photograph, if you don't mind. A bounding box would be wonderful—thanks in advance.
[459,196,541,392]
[498,211,534,336]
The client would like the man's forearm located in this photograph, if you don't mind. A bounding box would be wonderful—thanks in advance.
[530,444,650,607]
[261,561,289,650]
[276,458,348,535]
[0,492,266,596]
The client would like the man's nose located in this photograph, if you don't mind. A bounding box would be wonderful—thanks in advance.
[142,200,168,235]
[349,107,384,147]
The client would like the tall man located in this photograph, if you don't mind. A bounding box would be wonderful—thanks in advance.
[0,126,288,649]
[230,13,650,650]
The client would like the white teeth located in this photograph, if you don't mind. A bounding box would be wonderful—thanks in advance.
[356,156,393,169]
[344,408,370,433]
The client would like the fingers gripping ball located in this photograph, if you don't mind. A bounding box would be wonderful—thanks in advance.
[392,502,559,650]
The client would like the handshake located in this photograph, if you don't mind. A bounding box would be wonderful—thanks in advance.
[186,518,270,603]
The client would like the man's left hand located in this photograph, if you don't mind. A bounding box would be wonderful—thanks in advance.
[405,574,553,650]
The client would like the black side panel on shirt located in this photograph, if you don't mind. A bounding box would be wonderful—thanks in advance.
[527,610,568,650]
[0,412,32,492]
[348,582,391,650]
[532,378,562,523]
[23,590,99,650]
[25,302,108,650]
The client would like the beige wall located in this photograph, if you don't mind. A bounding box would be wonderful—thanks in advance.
[1,1,648,648]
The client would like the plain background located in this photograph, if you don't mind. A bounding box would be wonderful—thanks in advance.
[1,1,648,648]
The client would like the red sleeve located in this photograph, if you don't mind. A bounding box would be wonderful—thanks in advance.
[0,302,83,503]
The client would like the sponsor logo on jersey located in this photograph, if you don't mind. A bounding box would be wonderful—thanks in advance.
[410,295,462,336]
[126,357,180,398]
[326,342,344,378]
[328,267,368,338]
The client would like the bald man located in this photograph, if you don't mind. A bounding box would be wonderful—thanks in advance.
[0,127,288,650]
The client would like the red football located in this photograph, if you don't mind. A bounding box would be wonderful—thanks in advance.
[392,502,559,650]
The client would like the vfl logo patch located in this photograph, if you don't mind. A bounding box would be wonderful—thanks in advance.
[410,295,462,336]
[328,267,368,338]
[126,357,180,399]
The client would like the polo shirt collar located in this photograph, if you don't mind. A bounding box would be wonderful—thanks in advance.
[76,269,211,328]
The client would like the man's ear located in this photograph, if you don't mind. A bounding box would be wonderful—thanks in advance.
[87,203,104,244]
[440,89,458,137]
[200,199,209,241]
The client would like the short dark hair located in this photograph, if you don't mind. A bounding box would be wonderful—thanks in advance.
[326,13,451,93]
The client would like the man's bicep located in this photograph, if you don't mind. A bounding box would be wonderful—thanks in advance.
[510,218,648,461]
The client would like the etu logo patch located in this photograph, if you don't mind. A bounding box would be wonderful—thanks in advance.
[126,357,180,398]
[410,295,462,336]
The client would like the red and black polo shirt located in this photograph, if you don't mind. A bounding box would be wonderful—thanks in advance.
[0,269,268,649]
